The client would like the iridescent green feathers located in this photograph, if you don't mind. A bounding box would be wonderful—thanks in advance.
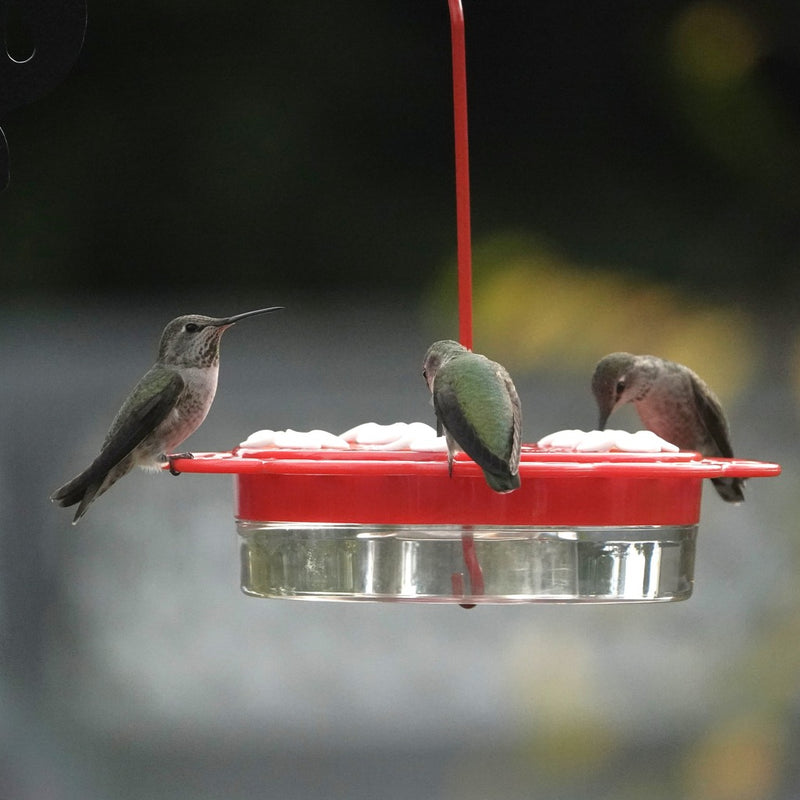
[423,340,522,493]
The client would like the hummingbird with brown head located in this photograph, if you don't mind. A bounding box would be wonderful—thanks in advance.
[591,352,744,502]
[423,339,522,493]
[51,307,282,523]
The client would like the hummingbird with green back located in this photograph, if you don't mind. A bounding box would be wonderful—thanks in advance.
[51,307,282,523]
[591,351,744,502]
[422,339,522,492]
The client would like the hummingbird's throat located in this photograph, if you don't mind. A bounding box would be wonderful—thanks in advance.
[196,331,225,367]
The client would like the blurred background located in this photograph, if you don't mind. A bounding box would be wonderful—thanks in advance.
[1,0,799,797]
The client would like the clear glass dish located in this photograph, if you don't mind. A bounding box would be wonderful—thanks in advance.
[239,522,697,604]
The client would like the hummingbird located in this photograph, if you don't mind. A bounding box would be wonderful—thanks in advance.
[422,339,522,492]
[51,307,282,523]
[591,352,744,502]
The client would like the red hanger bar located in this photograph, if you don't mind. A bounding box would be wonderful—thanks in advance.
[448,0,473,350]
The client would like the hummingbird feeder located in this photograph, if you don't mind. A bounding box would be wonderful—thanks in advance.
[170,0,780,604]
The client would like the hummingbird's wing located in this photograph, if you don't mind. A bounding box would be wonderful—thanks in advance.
[51,368,185,520]
[100,367,186,461]
[689,373,734,458]
[689,372,745,502]
[433,363,518,477]
[503,368,523,472]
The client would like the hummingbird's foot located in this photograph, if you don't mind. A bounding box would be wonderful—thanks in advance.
[166,452,194,476]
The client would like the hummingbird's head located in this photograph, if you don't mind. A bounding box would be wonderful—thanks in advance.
[422,339,467,392]
[157,307,283,368]
[591,351,647,429]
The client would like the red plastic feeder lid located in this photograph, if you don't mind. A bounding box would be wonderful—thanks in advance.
[169,446,780,527]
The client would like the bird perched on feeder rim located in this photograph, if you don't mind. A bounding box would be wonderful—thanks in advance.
[423,339,522,493]
[51,307,282,523]
[591,352,744,502]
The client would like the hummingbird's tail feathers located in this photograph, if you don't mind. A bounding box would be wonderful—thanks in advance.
[484,469,521,493]
[50,468,105,524]
[50,474,87,507]
[50,446,134,522]
[72,480,104,524]
[461,440,521,494]
[712,476,745,503]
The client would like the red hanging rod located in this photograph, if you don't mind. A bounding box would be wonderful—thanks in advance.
[448,0,473,351]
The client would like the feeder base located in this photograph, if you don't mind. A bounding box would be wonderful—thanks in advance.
[238,522,696,603]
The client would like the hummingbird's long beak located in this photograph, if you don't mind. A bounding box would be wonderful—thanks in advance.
[213,307,284,326]
[597,411,610,431]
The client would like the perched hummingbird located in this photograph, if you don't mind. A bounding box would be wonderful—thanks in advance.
[422,339,522,492]
[51,307,282,523]
[591,352,744,502]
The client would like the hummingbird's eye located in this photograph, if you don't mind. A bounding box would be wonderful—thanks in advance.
[184,322,201,333]
[615,379,626,396]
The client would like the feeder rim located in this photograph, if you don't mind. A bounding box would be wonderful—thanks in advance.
[166,448,780,479]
